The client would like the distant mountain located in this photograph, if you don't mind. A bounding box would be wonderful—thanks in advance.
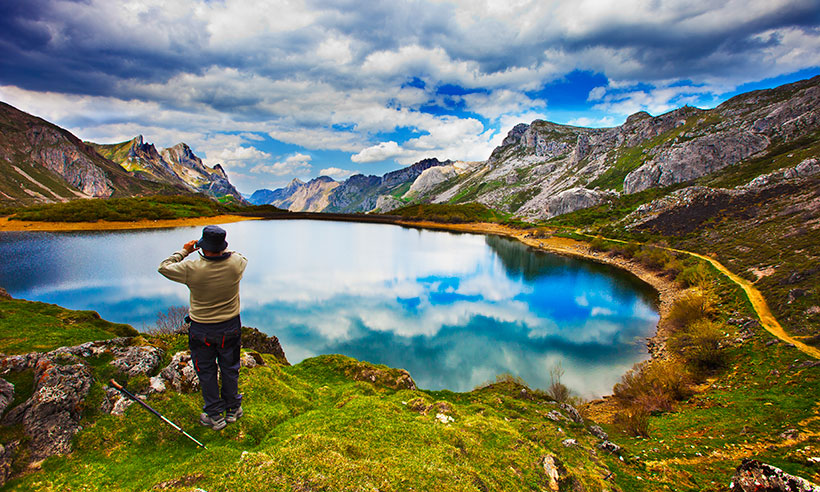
[406,75,820,220]
[249,158,451,212]
[0,102,173,206]
[91,136,246,203]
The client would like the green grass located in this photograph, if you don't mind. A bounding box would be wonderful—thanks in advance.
[0,299,617,491]
[0,298,137,354]
[391,202,509,224]
[10,195,226,222]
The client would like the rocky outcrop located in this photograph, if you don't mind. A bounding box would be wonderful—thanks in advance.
[371,195,405,213]
[625,158,820,235]
[404,165,458,198]
[91,136,247,203]
[0,331,281,477]
[0,102,169,206]
[160,352,200,393]
[544,187,618,218]
[623,131,770,193]
[731,459,820,491]
[387,75,820,220]
[241,326,289,365]
[109,345,165,377]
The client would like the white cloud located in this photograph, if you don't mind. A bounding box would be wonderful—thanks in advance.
[351,141,402,163]
[319,167,356,179]
[251,153,312,176]
[203,145,271,168]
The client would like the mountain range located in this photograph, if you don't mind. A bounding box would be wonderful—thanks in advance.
[2,74,818,220]
[249,75,820,220]
[0,103,245,207]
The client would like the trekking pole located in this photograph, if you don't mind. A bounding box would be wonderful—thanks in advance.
[109,379,207,449]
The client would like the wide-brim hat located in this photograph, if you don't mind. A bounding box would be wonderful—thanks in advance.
[196,225,228,252]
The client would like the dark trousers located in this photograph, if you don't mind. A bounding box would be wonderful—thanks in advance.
[189,328,242,417]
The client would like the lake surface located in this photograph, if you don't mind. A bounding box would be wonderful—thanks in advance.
[0,219,659,396]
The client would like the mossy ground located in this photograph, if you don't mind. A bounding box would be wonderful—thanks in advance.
[0,304,617,491]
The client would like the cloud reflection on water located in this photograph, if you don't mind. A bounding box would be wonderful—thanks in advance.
[0,220,658,397]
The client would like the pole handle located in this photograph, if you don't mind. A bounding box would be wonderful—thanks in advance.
[109,379,124,390]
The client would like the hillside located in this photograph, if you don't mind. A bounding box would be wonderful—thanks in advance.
[90,136,246,204]
[0,103,174,206]
[405,75,820,220]
[250,75,819,222]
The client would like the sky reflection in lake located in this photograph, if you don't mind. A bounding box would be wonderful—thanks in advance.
[0,220,658,396]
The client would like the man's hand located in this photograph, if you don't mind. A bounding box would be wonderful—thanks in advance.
[183,240,199,254]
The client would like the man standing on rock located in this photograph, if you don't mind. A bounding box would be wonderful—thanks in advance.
[158,225,247,431]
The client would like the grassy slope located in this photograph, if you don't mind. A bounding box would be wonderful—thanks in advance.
[0,297,616,491]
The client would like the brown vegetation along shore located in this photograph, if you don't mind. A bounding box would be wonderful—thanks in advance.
[0,214,260,232]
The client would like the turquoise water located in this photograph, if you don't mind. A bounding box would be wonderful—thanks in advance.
[0,219,658,396]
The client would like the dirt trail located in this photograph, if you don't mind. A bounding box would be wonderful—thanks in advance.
[676,249,820,359]
[401,221,819,360]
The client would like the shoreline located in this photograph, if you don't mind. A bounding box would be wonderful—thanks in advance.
[0,214,260,232]
[0,214,682,420]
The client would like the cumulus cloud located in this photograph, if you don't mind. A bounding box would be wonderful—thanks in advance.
[203,145,271,168]
[1,0,818,188]
[351,141,403,163]
[319,167,356,179]
[251,153,312,176]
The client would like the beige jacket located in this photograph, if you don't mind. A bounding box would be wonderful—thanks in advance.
[158,250,248,323]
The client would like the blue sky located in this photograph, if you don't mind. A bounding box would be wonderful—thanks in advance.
[1,0,819,194]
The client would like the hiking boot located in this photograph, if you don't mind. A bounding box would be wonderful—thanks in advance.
[199,412,227,431]
[225,406,243,423]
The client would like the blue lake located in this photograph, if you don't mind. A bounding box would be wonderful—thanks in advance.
[0,219,659,396]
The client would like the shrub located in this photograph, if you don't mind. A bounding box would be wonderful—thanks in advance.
[676,263,711,288]
[613,360,692,414]
[589,237,609,252]
[668,318,728,377]
[609,242,640,259]
[634,246,671,270]
[614,406,651,437]
[667,289,717,329]
[545,363,572,403]
[145,306,189,335]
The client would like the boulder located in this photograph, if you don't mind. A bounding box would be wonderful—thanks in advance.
[731,459,820,491]
[23,354,94,460]
[0,379,13,416]
[0,287,11,299]
[544,187,617,218]
[160,352,199,393]
[540,455,563,492]
[110,345,165,377]
[589,425,609,440]
[240,327,289,365]
[0,441,18,487]
[559,402,584,424]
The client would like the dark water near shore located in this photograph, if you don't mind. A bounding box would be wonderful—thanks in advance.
[0,219,658,396]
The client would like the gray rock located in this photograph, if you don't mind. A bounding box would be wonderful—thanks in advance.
[541,455,562,491]
[23,354,94,460]
[561,438,577,447]
[598,440,622,454]
[110,345,165,377]
[544,187,617,218]
[0,378,13,416]
[589,425,608,440]
[160,352,200,393]
[731,459,820,491]
[0,441,18,487]
[559,403,584,424]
